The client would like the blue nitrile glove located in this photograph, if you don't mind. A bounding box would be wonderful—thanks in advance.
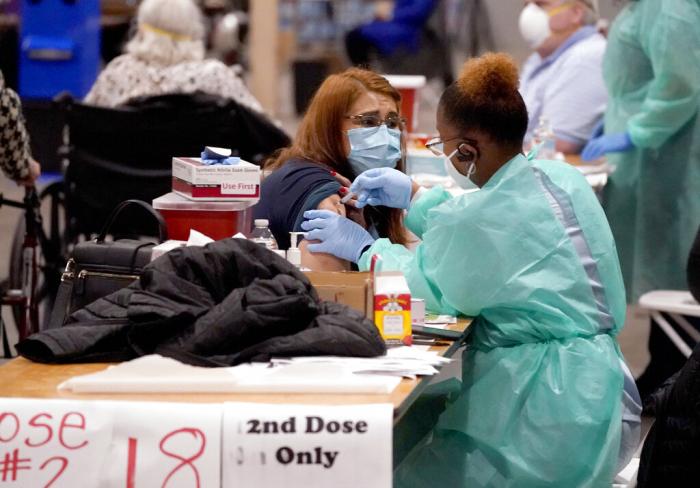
[350,167,412,209]
[581,132,633,161]
[301,210,375,263]
[590,119,605,139]
[200,152,241,166]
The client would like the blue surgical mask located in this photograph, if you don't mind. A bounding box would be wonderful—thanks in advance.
[346,125,402,175]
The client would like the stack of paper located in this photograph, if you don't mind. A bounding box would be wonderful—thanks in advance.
[58,347,452,395]
[271,346,451,379]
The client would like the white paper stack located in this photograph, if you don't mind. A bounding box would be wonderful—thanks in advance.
[58,354,405,395]
[271,346,451,379]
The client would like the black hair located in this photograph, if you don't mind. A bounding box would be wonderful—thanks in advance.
[438,53,529,148]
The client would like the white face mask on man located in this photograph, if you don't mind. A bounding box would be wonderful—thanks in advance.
[519,3,552,49]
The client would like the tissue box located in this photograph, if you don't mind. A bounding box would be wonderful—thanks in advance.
[172,156,260,201]
[374,272,412,346]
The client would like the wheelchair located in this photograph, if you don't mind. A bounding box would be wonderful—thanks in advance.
[3,91,290,339]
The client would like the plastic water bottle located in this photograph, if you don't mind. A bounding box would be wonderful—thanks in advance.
[533,116,557,159]
[250,219,278,250]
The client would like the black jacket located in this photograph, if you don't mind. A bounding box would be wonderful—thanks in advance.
[637,341,700,486]
[18,239,385,365]
[688,225,700,303]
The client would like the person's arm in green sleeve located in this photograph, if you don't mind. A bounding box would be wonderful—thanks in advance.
[357,237,457,315]
[628,10,700,149]
[404,186,452,239]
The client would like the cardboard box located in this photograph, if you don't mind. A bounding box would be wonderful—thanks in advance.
[374,272,412,346]
[172,157,260,201]
[305,271,373,320]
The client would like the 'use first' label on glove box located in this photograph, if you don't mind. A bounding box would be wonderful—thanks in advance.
[172,157,260,201]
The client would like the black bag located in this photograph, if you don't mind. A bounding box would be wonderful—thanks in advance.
[47,200,168,329]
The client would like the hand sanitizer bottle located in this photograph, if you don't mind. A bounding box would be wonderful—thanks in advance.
[287,232,304,268]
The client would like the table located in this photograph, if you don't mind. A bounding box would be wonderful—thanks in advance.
[0,319,470,423]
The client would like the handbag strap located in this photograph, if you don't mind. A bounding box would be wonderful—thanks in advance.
[97,200,168,243]
[47,278,75,330]
[1,317,12,358]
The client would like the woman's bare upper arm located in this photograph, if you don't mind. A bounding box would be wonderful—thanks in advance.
[299,239,350,271]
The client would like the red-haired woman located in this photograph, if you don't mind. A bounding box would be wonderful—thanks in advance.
[253,67,410,271]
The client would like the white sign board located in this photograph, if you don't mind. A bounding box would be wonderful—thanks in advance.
[1,399,393,487]
[222,403,393,488]
[0,399,221,488]
[98,401,221,488]
[0,399,112,487]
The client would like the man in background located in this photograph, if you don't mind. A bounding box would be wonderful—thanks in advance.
[519,0,606,154]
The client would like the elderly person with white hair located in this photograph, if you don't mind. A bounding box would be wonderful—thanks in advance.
[518,0,606,154]
[85,0,263,113]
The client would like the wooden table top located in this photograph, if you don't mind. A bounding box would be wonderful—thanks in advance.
[0,320,470,416]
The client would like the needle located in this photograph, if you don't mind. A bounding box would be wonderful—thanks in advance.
[340,191,355,204]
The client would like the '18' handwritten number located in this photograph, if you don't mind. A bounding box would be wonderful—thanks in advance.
[127,428,206,488]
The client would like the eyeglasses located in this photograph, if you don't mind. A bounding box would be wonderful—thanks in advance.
[425,136,472,156]
[346,113,407,130]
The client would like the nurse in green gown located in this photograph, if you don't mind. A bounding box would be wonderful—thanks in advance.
[303,53,641,486]
[582,0,700,301]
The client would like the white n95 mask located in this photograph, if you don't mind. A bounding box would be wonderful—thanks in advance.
[444,149,477,190]
[519,3,552,49]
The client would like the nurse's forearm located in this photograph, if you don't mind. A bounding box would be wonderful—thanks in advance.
[358,239,452,314]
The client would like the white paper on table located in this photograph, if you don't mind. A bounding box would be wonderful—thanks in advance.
[222,402,392,488]
[424,314,458,325]
[59,355,402,394]
[151,240,187,261]
[186,229,214,246]
[58,355,242,393]
[228,362,402,393]
[271,347,450,378]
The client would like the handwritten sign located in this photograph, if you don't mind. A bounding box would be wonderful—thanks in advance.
[0,399,112,487]
[222,403,392,488]
[2,399,392,487]
[98,401,221,488]
[0,399,220,488]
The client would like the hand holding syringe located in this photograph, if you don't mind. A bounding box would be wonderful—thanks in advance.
[334,168,414,210]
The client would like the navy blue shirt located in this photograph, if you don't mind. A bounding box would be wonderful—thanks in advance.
[254,159,341,249]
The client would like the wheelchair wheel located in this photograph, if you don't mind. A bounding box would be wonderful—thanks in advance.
[8,181,71,335]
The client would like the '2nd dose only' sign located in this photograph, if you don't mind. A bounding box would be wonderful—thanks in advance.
[0,399,391,487]
[223,403,392,488]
